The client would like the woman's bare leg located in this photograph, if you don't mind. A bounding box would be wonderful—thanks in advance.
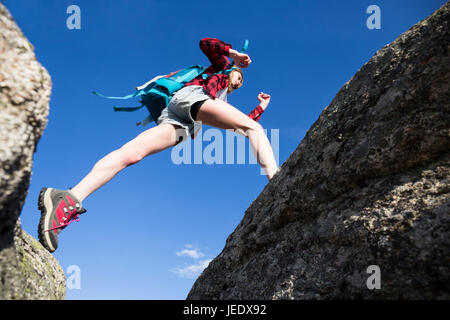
[196,99,278,180]
[69,123,185,202]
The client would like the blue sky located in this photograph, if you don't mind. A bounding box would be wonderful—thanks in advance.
[5,0,445,299]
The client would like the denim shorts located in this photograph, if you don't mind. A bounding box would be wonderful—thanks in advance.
[157,85,210,142]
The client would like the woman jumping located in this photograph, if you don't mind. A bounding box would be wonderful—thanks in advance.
[37,37,279,252]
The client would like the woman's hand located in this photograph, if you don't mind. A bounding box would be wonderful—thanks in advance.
[229,49,252,68]
[257,92,271,110]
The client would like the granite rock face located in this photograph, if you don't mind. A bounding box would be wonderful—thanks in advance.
[0,3,66,299]
[188,3,450,299]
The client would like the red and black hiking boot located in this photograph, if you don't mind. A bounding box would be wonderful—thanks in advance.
[37,187,86,253]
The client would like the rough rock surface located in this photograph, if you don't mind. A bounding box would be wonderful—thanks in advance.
[0,3,66,299]
[188,3,449,299]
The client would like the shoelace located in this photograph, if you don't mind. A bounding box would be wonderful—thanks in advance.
[44,202,87,232]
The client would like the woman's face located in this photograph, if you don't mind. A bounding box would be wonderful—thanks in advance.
[230,71,243,90]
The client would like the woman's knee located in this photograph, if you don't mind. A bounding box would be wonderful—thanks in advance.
[116,139,144,166]
[118,143,151,167]
[125,151,144,166]
[248,120,264,133]
[120,123,184,166]
[238,120,264,138]
[92,148,130,172]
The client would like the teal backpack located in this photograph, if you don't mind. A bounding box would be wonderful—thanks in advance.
[93,40,249,127]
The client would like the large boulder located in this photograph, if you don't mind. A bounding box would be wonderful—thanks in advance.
[188,2,450,299]
[0,3,65,299]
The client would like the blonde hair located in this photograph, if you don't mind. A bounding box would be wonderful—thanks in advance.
[227,68,243,93]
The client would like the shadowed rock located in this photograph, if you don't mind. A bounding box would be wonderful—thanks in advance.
[0,3,65,299]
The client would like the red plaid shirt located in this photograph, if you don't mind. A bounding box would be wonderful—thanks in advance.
[184,37,265,122]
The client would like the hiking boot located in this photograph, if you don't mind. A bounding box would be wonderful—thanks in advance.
[37,187,86,253]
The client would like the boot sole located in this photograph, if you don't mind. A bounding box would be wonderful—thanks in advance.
[37,187,56,253]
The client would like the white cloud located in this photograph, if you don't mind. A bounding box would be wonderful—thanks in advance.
[176,244,204,259]
[171,244,212,278]
[176,249,204,259]
[170,259,212,279]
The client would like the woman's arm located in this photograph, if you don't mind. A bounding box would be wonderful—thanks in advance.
[248,105,265,122]
[247,92,271,121]
[199,38,252,72]
[200,38,233,72]
[229,49,252,68]
[233,93,271,137]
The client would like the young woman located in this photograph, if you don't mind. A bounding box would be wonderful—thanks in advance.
[38,38,279,252]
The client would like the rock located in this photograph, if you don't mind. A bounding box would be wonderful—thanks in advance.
[0,3,66,299]
[188,2,450,299]
[13,219,66,299]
